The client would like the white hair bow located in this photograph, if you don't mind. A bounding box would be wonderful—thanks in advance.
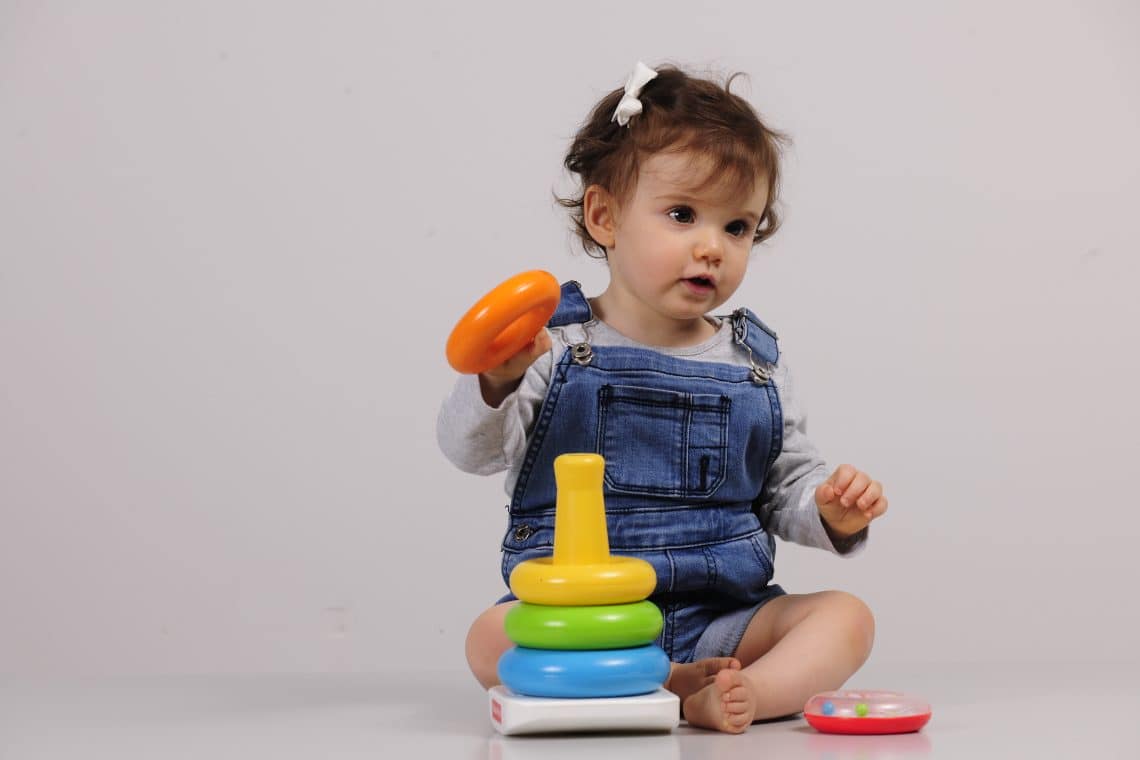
[612,61,658,127]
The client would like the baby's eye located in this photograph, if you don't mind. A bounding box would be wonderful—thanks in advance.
[668,206,695,224]
[726,220,750,237]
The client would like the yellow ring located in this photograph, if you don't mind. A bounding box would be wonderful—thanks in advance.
[509,556,657,606]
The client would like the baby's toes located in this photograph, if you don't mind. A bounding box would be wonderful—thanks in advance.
[723,686,749,709]
[724,710,752,730]
[700,656,740,676]
[716,671,757,728]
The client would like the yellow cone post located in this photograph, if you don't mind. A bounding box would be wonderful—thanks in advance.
[509,453,657,606]
[552,454,610,565]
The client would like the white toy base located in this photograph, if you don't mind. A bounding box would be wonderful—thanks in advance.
[488,685,679,735]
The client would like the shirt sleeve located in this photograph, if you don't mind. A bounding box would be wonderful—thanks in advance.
[436,336,556,476]
[755,358,868,556]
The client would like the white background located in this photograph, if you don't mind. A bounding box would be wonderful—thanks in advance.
[2,0,1137,677]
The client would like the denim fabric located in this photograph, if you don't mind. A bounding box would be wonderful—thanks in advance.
[500,283,785,663]
[690,585,787,660]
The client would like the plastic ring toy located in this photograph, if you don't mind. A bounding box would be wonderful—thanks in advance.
[804,690,932,734]
[446,270,561,375]
[509,556,658,607]
[504,600,663,650]
[498,645,670,699]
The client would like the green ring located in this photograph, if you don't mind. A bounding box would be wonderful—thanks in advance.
[504,600,663,650]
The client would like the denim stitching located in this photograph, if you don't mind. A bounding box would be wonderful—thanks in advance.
[594,385,610,462]
[748,533,774,578]
[509,348,572,514]
[609,526,770,552]
[600,394,728,411]
[681,394,691,496]
[702,545,717,589]
[598,366,756,383]
[765,383,783,470]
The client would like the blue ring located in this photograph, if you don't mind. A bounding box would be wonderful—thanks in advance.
[498,644,670,698]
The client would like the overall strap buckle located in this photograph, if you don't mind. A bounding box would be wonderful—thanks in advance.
[731,308,775,385]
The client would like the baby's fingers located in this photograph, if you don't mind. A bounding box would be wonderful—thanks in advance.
[814,481,840,508]
[863,496,888,522]
[826,464,856,488]
[482,329,551,385]
[511,329,552,364]
[531,328,552,356]
[839,471,872,508]
[854,480,883,512]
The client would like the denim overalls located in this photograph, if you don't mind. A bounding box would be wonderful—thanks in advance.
[500,282,785,663]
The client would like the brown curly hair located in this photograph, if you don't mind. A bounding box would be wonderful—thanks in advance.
[557,64,789,258]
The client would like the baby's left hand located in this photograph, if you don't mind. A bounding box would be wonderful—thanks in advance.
[814,464,888,539]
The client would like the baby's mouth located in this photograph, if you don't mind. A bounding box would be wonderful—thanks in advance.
[684,276,716,289]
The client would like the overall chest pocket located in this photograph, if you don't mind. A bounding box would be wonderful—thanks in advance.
[597,384,731,498]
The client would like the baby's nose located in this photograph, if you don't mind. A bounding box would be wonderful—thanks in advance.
[694,236,723,261]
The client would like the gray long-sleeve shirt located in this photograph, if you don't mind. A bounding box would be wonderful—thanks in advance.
[437,315,866,556]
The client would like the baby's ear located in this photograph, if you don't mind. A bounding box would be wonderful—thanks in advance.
[583,185,617,248]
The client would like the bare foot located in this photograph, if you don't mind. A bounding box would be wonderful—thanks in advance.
[664,657,740,703]
[682,668,758,734]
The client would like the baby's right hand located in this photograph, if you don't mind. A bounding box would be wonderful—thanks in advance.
[478,329,552,408]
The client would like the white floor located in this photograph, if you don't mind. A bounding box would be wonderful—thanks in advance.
[3,661,1137,759]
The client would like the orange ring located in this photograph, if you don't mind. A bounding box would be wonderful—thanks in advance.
[446,270,561,375]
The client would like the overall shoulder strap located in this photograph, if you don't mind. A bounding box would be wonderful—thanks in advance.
[547,281,593,327]
[726,307,780,365]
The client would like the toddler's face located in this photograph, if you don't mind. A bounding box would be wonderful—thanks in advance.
[607,150,768,326]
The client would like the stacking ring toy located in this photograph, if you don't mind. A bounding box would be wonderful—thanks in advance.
[804,690,932,734]
[509,454,658,606]
[445,270,561,375]
[504,601,663,650]
[510,558,657,606]
[498,645,671,699]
